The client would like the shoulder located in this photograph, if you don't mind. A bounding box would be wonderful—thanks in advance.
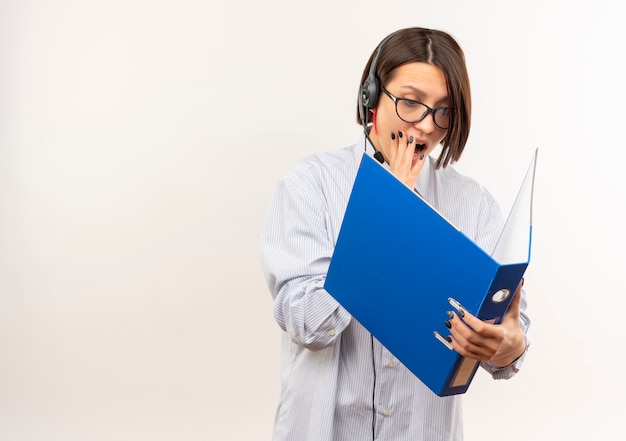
[282,144,361,189]
[433,162,504,250]
[435,163,498,207]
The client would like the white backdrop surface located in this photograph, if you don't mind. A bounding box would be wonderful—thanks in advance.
[1,1,624,440]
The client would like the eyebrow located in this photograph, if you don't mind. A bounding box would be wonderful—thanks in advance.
[399,85,449,107]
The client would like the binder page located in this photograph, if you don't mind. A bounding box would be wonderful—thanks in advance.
[491,148,538,264]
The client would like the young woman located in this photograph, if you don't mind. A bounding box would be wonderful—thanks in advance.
[260,27,530,441]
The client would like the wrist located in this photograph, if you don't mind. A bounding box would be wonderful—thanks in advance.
[491,333,528,368]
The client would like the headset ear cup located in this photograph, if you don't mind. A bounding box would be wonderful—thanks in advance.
[360,30,397,125]
[360,82,370,109]
[359,78,379,124]
[358,83,369,122]
[367,78,379,110]
[361,79,379,110]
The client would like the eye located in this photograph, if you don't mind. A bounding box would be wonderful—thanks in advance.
[401,98,422,109]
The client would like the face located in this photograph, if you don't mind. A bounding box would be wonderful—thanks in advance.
[370,62,449,166]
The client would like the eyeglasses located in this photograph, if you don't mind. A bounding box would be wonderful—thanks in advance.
[381,87,450,130]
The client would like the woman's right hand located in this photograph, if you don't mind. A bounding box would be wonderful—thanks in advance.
[387,130,427,189]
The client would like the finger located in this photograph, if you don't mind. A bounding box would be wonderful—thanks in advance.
[398,131,413,165]
[389,131,399,163]
[451,343,491,361]
[448,326,493,361]
[504,280,523,320]
[407,145,426,184]
[394,131,412,173]
[448,323,497,360]
[448,309,500,342]
[389,131,416,186]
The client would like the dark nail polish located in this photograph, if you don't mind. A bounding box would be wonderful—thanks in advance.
[444,320,451,329]
[398,131,403,138]
[419,153,424,160]
[447,311,454,319]
[409,135,414,144]
[445,336,452,343]
[458,309,465,318]
[391,132,396,140]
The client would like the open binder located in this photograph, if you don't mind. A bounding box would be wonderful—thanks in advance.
[324,149,538,396]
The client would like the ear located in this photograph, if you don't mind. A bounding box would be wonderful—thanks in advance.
[371,108,378,135]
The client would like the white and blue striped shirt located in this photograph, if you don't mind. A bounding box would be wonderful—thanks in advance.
[260,134,530,441]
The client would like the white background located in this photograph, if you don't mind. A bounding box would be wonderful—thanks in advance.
[1,1,624,440]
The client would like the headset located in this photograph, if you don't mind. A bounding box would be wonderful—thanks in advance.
[358,30,401,128]
[358,30,403,164]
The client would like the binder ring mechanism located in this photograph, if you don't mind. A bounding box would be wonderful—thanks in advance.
[433,297,466,351]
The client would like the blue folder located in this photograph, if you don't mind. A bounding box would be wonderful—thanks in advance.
[324,150,537,396]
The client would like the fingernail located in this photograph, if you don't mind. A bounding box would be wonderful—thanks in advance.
[447,311,454,319]
[445,336,452,343]
[444,320,451,329]
[409,135,414,144]
[458,308,465,318]
[391,132,396,140]
[419,153,424,160]
[398,131,403,138]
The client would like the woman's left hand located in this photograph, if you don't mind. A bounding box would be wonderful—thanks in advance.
[446,279,526,367]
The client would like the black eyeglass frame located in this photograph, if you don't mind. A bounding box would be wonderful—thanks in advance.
[380,87,450,130]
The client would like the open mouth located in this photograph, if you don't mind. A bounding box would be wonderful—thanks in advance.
[414,143,426,154]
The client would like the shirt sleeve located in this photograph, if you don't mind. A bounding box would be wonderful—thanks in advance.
[260,167,352,351]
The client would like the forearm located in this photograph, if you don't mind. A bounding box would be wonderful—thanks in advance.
[260,172,353,350]
[273,275,352,350]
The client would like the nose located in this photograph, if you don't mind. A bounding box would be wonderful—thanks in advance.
[412,110,436,134]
